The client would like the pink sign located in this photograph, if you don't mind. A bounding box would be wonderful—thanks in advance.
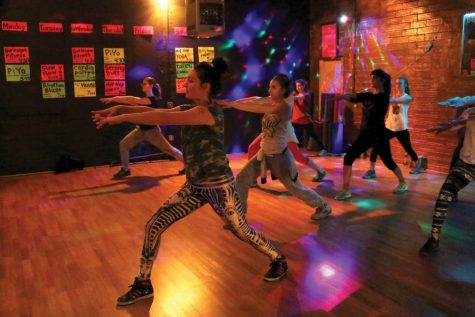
[176,78,187,94]
[2,21,28,32]
[72,48,95,64]
[133,26,154,35]
[41,64,65,81]
[102,24,124,34]
[174,27,188,36]
[39,22,63,32]
[4,47,29,64]
[321,24,337,58]
[71,23,93,34]
[105,81,126,96]
[104,64,125,80]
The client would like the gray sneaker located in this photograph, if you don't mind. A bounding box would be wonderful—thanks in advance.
[311,203,332,220]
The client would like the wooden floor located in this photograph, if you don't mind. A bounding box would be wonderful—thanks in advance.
[1,153,475,317]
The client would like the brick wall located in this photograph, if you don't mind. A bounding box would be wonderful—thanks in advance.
[310,0,475,173]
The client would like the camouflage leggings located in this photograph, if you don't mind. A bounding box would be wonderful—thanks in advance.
[138,177,281,280]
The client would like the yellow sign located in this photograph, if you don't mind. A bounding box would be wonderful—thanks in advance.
[5,64,30,81]
[198,47,214,62]
[74,81,96,97]
[42,82,66,99]
[103,48,125,64]
[175,48,194,62]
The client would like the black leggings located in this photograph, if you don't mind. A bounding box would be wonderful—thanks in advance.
[293,123,325,150]
[344,130,398,170]
[370,129,418,163]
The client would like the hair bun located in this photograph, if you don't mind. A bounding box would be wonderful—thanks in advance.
[212,57,228,74]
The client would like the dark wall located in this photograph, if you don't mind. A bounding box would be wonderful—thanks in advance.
[0,0,310,175]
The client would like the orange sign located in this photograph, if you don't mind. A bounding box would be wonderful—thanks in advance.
[104,64,126,80]
[41,64,65,81]
[4,47,29,64]
[133,26,154,35]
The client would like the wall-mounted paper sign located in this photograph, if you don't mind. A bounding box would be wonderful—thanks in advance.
[133,26,154,35]
[74,81,96,97]
[176,63,193,78]
[176,78,187,94]
[4,47,29,64]
[175,48,194,62]
[72,47,95,64]
[5,64,31,81]
[2,21,28,32]
[41,64,64,81]
[198,47,214,62]
[71,23,93,34]
[73,64,96,81]
[42,82,66,99]
[104,64,125,80]
[39,22,63,32]
[102,24,124,34]
[174,27,187,36]
[103,48,125,64]
[105,81,126,96]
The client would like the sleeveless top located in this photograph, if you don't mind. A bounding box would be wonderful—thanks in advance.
[180,103,233,183]
[139,96,160,130]
[385,93,410,132]
[260,113,289,155]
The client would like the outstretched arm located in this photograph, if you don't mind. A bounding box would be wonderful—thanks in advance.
[217,97,285,114]
[390,94,412,104]
[426,118,467,134]
[100,96,153,106]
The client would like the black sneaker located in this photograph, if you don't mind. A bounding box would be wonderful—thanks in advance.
[419,237,439,256]
[113,168,131,179]
[117,277,154,306]
[264,256,288,282]
[178,168,186,175]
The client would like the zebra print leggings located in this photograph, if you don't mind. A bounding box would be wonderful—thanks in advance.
[138,177,281,280]
[431,159,475,237]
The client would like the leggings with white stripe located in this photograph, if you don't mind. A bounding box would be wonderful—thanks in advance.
[430,159,475,238]
[138,178,281,280]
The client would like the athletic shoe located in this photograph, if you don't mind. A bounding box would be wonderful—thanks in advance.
[393,182,408,194]
[419,237,439,256]
[362,170,376,179]
[409,166,422,174]
[312,170,326,182]
[311,203,332,220]
[113,168,131,179]
[318,149,327,157]
[334,189,352,200]
[264,257,288,282]
[178,168,186,175]
[117,278,154,306]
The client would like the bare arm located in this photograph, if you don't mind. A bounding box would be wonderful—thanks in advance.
[217,98,285,114]
[426,118,467,133]
[390,94,412,104]
[100,96,153,106]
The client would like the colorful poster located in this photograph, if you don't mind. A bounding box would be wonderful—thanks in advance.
[175,48,194,62]
[5,64,31,81]
[103,48,125,64]
[72,47,95,64]
[133,26,154,35]
[2,21,28,32]
[4,47,29,64]
[42,82,66,99]
[39,22,63,32]
[198,47,215,62]
[176,63,193,78]
[71,23,93,34]
[102,24,124,34]
[176,78,187,94]
[74,81,96,97]
[105,81,126,96]
[104,64,125,80]
[174,27,187,36]
[321,24,337,59]
[41,64,64,81]
[73,64,96,81]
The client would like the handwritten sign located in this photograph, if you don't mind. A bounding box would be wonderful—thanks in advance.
[133,26,154,35]
[102,24,124,34]
[176,78,187,94]
[176,63,193,78]
[42,82,66,99]
[174,27,188,36]
[73,64,96,81]
[5,64,31,81]
[175,48,194,62]
[71,23,93,34]
[103,48,125,64]
[41,64,64,81]
[2,21,28,32]
[104,64,125,80]
[105,81,126,96]
[198,47,215,62]
[72,47,95,64]
[39,22,63,32]
[74,81,96,97]
[4,47,29,64]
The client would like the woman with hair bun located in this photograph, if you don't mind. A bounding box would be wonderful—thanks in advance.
[92,58,287,306]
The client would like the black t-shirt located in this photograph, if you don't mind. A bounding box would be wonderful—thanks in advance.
[139,96,165,130]
[351,92,389,133]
